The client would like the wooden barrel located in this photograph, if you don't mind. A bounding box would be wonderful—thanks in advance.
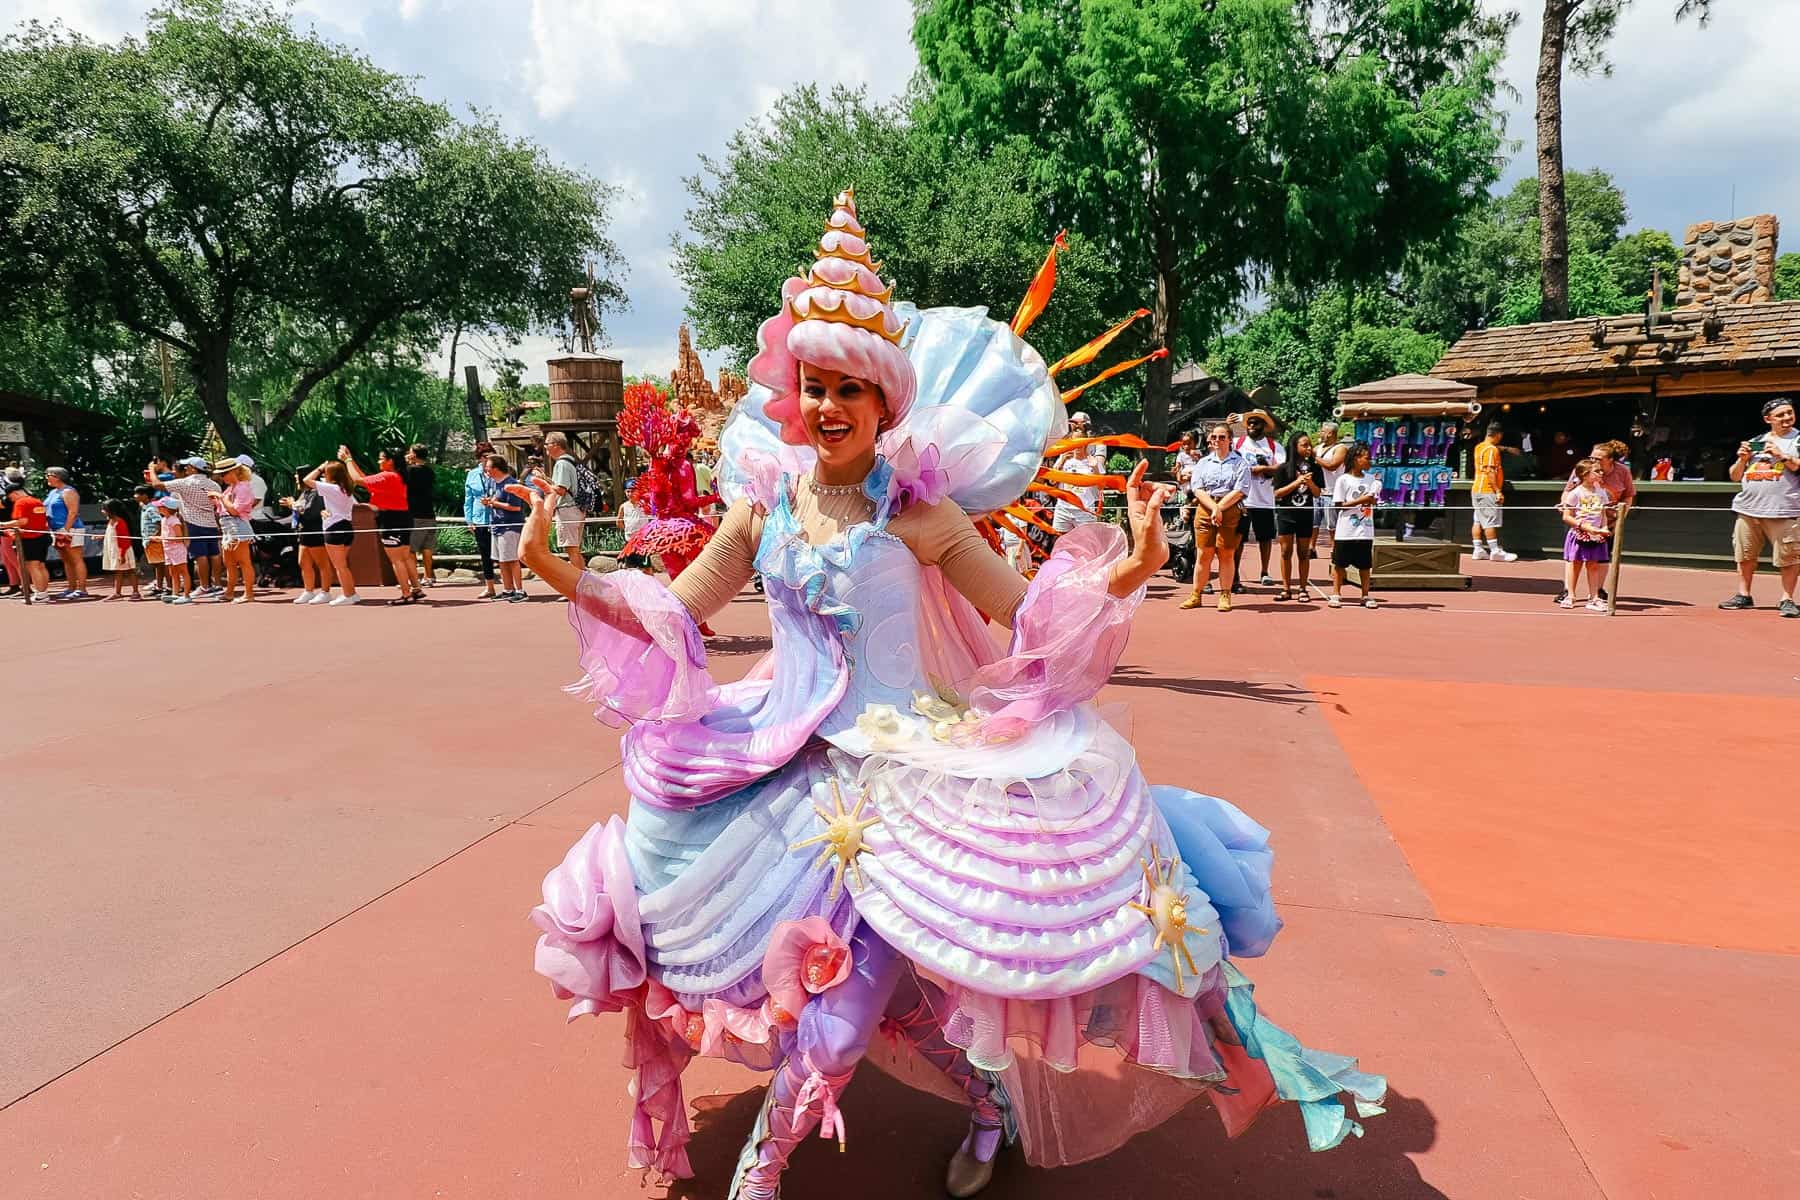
[547,355,623,424]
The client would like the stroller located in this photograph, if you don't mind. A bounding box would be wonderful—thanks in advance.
[251,518,300,588]
[1163,499,1194,583]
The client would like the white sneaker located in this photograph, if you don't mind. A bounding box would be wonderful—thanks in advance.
[1489,549,1518,563]
[328,593,360,606]
[231,596,251,604]
[1471,546,1489,560]
[1585,598,1607,612]
[292,590,316,605]
[1557,595,1574,609]
[308,591,332,605]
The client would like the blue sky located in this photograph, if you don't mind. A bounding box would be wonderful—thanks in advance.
[9,0,1797,382]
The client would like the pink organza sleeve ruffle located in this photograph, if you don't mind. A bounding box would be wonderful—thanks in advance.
[966,522,1140,723]
[567,569,716,727]
[530,817,646,1017]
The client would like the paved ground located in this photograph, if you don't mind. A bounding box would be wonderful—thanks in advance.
[1,553,1795,1199]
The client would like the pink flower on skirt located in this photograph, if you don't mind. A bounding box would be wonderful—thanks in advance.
[762,917,852,1024]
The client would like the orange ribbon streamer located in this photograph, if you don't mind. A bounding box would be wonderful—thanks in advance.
[1001,504,1062,536]
[1047,309,1151,377]
[1041,467,1128,492]
[1010,231,1068,336]
[1044,434,1183,457]
[1058,347,1170,405]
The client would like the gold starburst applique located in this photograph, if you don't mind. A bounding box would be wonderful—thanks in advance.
[791,780,884,899]
[1127,845,1206,991]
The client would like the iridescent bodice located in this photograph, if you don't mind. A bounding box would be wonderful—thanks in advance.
[753,469,932,741]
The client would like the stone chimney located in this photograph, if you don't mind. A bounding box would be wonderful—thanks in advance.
[1676,214,1778,306]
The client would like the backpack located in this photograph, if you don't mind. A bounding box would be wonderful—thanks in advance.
[571,462,605,515]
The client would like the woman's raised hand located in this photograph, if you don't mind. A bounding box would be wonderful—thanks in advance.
[1123,460,1174,568]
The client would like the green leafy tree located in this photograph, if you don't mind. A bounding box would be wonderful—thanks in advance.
[1606,227,1680,307]
[1403,170,1638,338]
[1774,252,1800,302]
[0,0,620,453]
[913,0,1509,444]
[1332,325,1447,391]
[674,85,1128,391]
[1532,0,1710,320]
[1496,247,1631,324]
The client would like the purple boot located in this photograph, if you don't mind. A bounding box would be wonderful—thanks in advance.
[729,929,902,1199]
[884,975,1012,1196]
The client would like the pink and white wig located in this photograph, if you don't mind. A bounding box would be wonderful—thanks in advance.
[747,189,916,446]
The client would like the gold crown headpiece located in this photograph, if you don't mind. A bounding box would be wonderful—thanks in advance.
[788,188,906,345]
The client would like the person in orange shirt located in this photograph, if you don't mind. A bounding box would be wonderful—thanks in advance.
[1470,422,1519,563]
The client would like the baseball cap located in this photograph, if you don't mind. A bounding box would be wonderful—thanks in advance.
[1069,411,1091,425]
[235,454,255,468]
[180,456,209,469]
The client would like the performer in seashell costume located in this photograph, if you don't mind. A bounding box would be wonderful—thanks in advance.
[520,190,1383,1199]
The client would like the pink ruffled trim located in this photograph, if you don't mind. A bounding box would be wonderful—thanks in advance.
[531,821,697,1181]
[623,1004,695,1180]
[878,406,1008,509]
[566,570,715,728]
[935,969,1237,1083]
[529,818,646,1014]
[967,521,1142,723]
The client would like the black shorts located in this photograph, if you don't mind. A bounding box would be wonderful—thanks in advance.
[298,527,325,548]
[376,509,410,548]
[1244,507,1276,543]
[324,521,355,548]
[1332,540,1374,570]
[20,534,49,563]
[1274,509,1315,538]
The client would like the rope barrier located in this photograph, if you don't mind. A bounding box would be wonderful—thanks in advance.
[106,513,630,544]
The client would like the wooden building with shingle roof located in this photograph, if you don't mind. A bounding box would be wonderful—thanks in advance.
[1431,299,1800,407]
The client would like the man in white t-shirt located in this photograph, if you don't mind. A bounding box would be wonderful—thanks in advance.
[1719,396,1800,617]
[1232,410,1285,589]
[1313,421,1347,549]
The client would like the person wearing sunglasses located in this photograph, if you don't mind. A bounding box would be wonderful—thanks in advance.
[1180,423,1248,612]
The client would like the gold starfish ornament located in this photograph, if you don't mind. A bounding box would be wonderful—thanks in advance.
[790,780,884,899]
[1127,845,1206,991]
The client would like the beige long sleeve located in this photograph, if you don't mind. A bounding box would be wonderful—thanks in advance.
[888,499,1029,628]
[667,500,762,622]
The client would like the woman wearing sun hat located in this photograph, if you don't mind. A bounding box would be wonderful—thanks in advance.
[209,457,259,603]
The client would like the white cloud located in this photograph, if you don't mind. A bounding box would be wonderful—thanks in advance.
[1496,0,1800,236]
[522,0,907,118]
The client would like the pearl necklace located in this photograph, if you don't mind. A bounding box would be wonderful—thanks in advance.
[805,475,868,499]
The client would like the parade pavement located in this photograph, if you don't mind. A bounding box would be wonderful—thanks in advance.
[3,555,1795,1200]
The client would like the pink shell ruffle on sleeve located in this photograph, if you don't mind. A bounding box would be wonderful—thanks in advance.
[566,569,715,728]
[966,521,1141,723]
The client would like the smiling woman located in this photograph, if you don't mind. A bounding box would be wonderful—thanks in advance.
[522,189,1382,1200]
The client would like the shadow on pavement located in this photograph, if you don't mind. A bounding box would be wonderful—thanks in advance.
[707,634,775,657]
[671,1071,1444,1200]
[1107,666,1315,708]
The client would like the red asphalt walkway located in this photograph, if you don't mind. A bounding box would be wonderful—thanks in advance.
[1,554,1795,1199]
